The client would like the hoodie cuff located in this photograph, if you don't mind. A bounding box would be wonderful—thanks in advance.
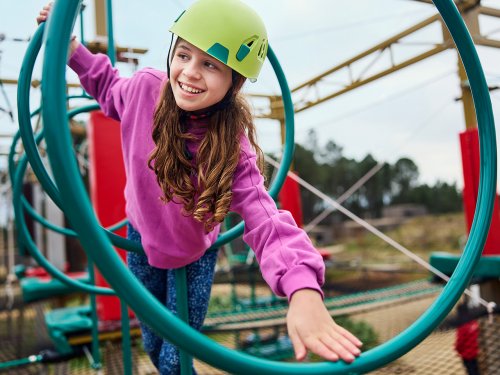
[68,44,94,75]
[279,265,324,302]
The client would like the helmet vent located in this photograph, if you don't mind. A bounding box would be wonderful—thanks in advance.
[207,43,229,64]
[243,36,258,48]
[237,36,259,61]
[257,39,268,61]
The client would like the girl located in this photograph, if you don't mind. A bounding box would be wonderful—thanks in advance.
[38,0,362,373]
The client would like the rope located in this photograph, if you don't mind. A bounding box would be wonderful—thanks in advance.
[304,162,385,232]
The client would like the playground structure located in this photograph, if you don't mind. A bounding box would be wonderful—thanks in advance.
[0,0,500,374]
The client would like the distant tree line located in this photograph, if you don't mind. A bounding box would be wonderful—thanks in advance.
[271,130,463,223]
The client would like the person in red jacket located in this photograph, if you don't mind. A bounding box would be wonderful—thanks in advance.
[455,303,480,375]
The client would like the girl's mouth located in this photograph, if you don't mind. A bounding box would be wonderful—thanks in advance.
[179,82,204,94]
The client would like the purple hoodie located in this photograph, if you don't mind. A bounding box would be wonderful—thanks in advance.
[68,44,325,299]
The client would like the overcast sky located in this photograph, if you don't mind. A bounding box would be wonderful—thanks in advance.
[1,0,500,188]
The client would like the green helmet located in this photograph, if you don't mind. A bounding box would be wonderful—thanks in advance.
[169,0,268,82]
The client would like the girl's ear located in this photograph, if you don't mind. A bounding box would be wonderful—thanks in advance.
[232,73,246,94]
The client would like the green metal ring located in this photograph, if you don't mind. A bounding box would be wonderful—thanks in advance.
[16,22,291,255]
[12,148,114,295]
[13,126,125,239]
[40,0,496,373]
[16,28,139,252]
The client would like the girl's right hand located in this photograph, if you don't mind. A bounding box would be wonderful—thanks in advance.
[36,2,53,25]
[36,2,79,55]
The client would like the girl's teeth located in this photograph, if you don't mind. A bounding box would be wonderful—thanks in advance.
[181,83,202,93]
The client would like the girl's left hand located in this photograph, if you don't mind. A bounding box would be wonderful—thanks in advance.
[286,289,363,362]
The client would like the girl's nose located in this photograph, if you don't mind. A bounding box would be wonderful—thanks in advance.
[183,62,202,80]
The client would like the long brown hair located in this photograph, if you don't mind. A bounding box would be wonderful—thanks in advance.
[148,78,265,232]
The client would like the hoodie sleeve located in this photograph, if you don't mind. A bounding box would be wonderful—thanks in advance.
[230,136,325,301]
[68,44,132,121]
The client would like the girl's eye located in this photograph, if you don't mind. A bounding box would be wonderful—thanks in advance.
[176,53,189,60]
[205,61,217,69]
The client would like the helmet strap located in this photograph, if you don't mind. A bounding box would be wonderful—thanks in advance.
[166,33,177,79]
[181,90,233,120]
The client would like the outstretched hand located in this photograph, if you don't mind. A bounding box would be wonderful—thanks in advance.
[287,289,363,362]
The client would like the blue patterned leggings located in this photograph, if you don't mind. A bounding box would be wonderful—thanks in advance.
[126,224,218,374]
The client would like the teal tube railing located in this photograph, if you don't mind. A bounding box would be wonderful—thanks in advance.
[0,355,43,371]
[10,122,126,239]
[38,0,496,373]
[120,299,132,375]
[105,0,116,66]
[175,267,193,375]
[12,148,114,295]
[16,29,141,253]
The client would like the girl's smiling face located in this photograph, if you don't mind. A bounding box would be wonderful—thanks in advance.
[170,40,233,113]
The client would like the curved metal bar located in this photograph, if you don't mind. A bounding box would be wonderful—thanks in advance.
[17,24,62,206]
[13,115,129,240]
[16,34,139,251]
[12,150,114,295]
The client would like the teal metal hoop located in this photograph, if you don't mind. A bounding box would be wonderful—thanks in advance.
[12,147,114,295]
[16,24,142,253]
[40,0,496,373]
[17,21,293,256]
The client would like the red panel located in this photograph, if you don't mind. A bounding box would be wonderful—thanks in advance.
[88,111,132,320]
[278,174,304,228]
[460,128,500,255]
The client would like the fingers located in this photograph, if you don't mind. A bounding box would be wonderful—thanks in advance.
[289,326,307,361]
[286,290,364,363]
[305,337,341,362]
[291,325,363,363]
[318,332,360,363]
[43,2,54,11]
[36,2,53,25]
[36,11,49,24]
[303,333,359,363]
[335,324,363,348]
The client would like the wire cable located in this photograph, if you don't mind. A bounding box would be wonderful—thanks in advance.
[302,91,455,232]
